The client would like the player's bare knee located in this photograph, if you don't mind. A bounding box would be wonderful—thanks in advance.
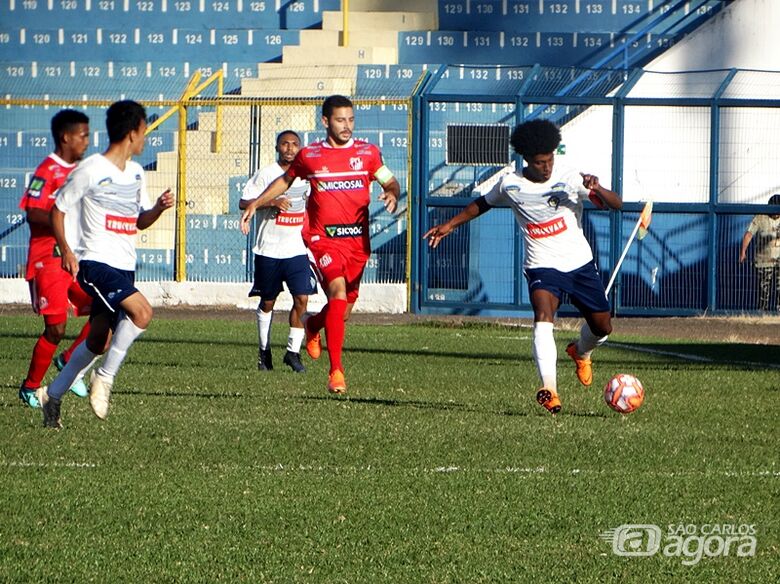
[44,322,67,344]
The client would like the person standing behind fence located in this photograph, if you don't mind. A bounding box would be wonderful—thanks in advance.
[18,109,93,408]
[739,194,780,312]
[239,130,316,373]
[39,100,174,429]
[240,95,400,394]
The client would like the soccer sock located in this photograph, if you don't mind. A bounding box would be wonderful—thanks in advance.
[97,316,146,382]
[62,320,91,362]
[47,342,99,400]
[256,307,273,351]
[305,307,327,335]
[24,335,59,388]
[533,321,557,391]
[288,327,305,353]
[324,298,347,374]
[576,323,608,359]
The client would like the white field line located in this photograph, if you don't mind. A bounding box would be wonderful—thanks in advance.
[4,461,97,468]
[187,463,778,478]
[4,460,777,478]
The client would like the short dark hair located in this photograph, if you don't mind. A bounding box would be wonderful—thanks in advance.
[106,100,146,144]
[51,109,89,148]
[768,194,780,206]
[510,119,561,157]
[276,130,300,145]
[322,95,353,119]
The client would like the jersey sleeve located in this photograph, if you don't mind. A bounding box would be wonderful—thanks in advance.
[19,163,56,211]
[138,170,153,212]
[54,167,90,214]
[241,169,269,201]
[367,145,385,180]
[569,170,589,200]
[482,177,509,207]
[746,216,762,236]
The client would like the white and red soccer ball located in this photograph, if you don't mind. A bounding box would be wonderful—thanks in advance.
[604,373,645,414]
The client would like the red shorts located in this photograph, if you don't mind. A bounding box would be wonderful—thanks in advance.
[29,262,92,321]
[308,239,368,304]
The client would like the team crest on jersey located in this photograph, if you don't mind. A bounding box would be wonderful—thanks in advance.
[349,157,363,171]
[319,253,333,268]
[98,177,113,187]
[546,195,561,209]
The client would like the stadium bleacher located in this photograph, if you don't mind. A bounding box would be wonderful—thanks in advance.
[0,0,341,29]
[0,0,731,294]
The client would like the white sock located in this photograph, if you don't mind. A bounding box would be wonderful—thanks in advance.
[48,343,99,400]
[256,308,273,351]
[97,316,146,382]
[576,323,608,359]
[287,327,305,353]
[533,321,557,391]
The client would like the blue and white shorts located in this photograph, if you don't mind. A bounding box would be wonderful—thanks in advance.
[78,260,138,321]
[249,254,317,300]
[524,260,610,313]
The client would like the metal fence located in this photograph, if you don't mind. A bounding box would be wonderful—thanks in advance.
[412,65,780,315]
[3,65,780,315]
[1,83,415,290]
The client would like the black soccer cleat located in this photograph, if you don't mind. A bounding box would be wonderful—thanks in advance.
[42,396,63,429]
[257,349,273,371]
[283,351,306,373]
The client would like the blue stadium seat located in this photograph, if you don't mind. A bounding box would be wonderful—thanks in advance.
[0,171,30,197]
[135,247,175,281]
[185,217,247,282]
[355,64,427,96]
[0,0,307,29]
[2,27,297,63]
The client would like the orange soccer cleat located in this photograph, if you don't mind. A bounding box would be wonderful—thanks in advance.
[327,370,347,394]
[566,342,593,387]
[536,388,562,415]
[305,329,322,360]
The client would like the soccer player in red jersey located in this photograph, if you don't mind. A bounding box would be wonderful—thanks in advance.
[240,95,400,393]
[18,109,93,408]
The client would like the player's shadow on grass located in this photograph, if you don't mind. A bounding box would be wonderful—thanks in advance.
[607,341,780,369]
[299,394,537,417]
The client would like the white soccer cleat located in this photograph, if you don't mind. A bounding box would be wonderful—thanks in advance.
[35,385,49,408]
[89,370,113,420]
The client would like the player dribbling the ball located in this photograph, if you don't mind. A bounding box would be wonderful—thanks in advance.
[425,119,622,414]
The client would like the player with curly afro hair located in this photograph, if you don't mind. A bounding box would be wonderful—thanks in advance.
[425,118,623,415]
[510,119,562,158]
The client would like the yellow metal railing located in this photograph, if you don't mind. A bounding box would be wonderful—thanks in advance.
[342,0,349,47]
[145,68,224,281]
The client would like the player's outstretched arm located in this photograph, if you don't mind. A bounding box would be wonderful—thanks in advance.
[424,198,489,249]
[379,177,401,214]
[138,189,175,230]
[580,173,622,210]
[240,174,294,234]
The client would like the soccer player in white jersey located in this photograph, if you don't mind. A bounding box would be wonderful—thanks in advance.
[239,130,316,373]
[424,119,622,414]
[39,100,174,428]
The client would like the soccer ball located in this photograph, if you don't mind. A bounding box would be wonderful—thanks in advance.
[604,373,645,414]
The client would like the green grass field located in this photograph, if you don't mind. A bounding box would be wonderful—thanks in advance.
[1,313,778,583]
